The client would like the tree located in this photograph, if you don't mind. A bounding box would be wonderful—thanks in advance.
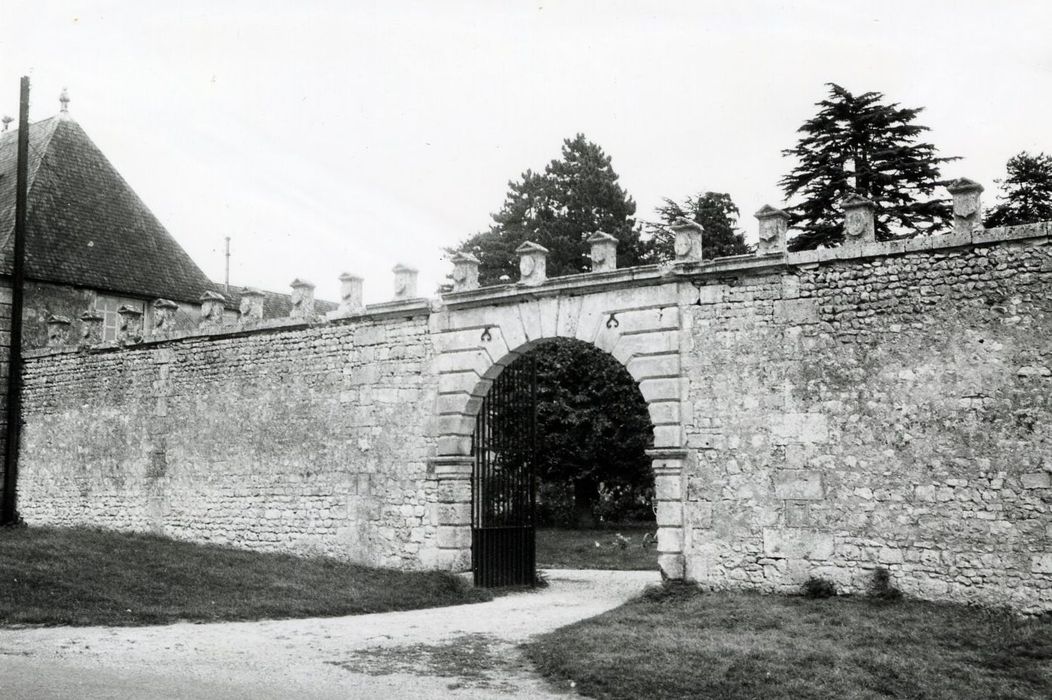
[645,191,751,260]
[455,136,656,528]
[984,151,1052,227]
[453,134,645,285]
[780,83,956,251]
[506,339,654,527]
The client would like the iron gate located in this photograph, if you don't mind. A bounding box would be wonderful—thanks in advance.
[471,356,537,587]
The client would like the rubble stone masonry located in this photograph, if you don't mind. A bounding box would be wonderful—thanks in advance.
[19,316,442,569]
[13,222,1052,612]
[684,232,1052,613]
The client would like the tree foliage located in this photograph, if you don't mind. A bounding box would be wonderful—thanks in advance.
[984,151,1052,227]
[453,134,645,286]
[455,135,663,526]
[780,83,956,250]
[646,191,751,259]
[503,340,654,526]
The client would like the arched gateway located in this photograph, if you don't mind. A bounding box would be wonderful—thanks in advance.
[428,236,706,582]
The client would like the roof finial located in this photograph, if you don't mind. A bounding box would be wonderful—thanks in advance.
[59,87,70,113]
[1,116,11,132]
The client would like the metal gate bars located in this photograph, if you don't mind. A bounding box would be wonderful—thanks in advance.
[471,356,537,587]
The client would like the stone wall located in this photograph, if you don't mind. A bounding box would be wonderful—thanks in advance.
[684,231,1052,613]
[12,221,1052,612]
[18,315,443,568]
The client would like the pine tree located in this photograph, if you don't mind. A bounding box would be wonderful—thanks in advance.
[453,134,643,285]
[780,83,956,250]
[984,151,1052,227]
[646,191,751,260]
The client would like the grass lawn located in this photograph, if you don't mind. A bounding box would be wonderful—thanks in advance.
[0,526,490,626]
[536,526,657,570]
[527,583,1052,700]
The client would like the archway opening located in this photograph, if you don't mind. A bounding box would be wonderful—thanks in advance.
[471,337,657,585]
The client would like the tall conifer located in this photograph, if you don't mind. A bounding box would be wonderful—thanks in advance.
[780,83,956,250]
[984,151,1052,227]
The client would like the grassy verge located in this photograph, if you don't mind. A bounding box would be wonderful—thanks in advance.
[0,526,490,626]
[527,583,1052,700]
[536,526,657,571]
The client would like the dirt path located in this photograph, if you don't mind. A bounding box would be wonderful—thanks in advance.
[0,569,658,699]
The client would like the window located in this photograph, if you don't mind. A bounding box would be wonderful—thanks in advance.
[94,294,146,341]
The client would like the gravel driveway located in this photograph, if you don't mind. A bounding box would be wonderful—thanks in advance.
[0,569,658,699]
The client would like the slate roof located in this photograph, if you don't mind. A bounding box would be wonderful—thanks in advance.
[0,114,216,304]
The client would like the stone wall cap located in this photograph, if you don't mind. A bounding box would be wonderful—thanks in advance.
[240,287,266,297]
[515,241,549,254]
[449,251,480,264]
[670,216,703,232]
[46,314,72,325]
[152,298,179,309]
[338,272,364,282]
[80,311,104,321]
[365,297,430,315]
[392,263,418,273]
[117,304,143,316]
[842,194,875,209]
[947,177,984,194]
[754,204,791,220]
[200,290,227,302]
[290,278,315,289]
[587,231,618,244]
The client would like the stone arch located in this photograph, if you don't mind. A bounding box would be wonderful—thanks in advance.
[428,285,689,579]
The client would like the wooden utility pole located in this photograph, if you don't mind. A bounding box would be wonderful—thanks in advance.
[1,77,29,525]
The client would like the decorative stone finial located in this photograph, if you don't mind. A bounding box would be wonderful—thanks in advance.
[947,177,984,236]
[449,252,480,292]
[46,315,72,348]
[842,194,876,244]
[59,88,70,113]
[290,279,316,320]
[239,288,265,323]
[117,305,143,344]
[1,116,11,132]
[151,298,179,336]
[754,205,790,255]
[587,231,619,272]
[199,290,227,329]
[515,241,549,286]
[79,311,104,346]
[393,264,419,300]
[671,217,704,263]
[337,273,365,314]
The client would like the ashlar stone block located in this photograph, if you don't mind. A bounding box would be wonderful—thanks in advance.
[656,500,683,527]
[1021,472,1051,489]
[773,298,819,325]
[773,470,824,500]
[762,528,835,560]
[657,526,683,553]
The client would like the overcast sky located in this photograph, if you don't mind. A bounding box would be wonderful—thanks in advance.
[3,1,1051,302]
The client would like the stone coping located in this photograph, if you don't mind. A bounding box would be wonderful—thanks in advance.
[785,222,1050,266]
[24,222,1049,359]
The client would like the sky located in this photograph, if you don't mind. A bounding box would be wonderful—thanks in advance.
[3,1,1051,303]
